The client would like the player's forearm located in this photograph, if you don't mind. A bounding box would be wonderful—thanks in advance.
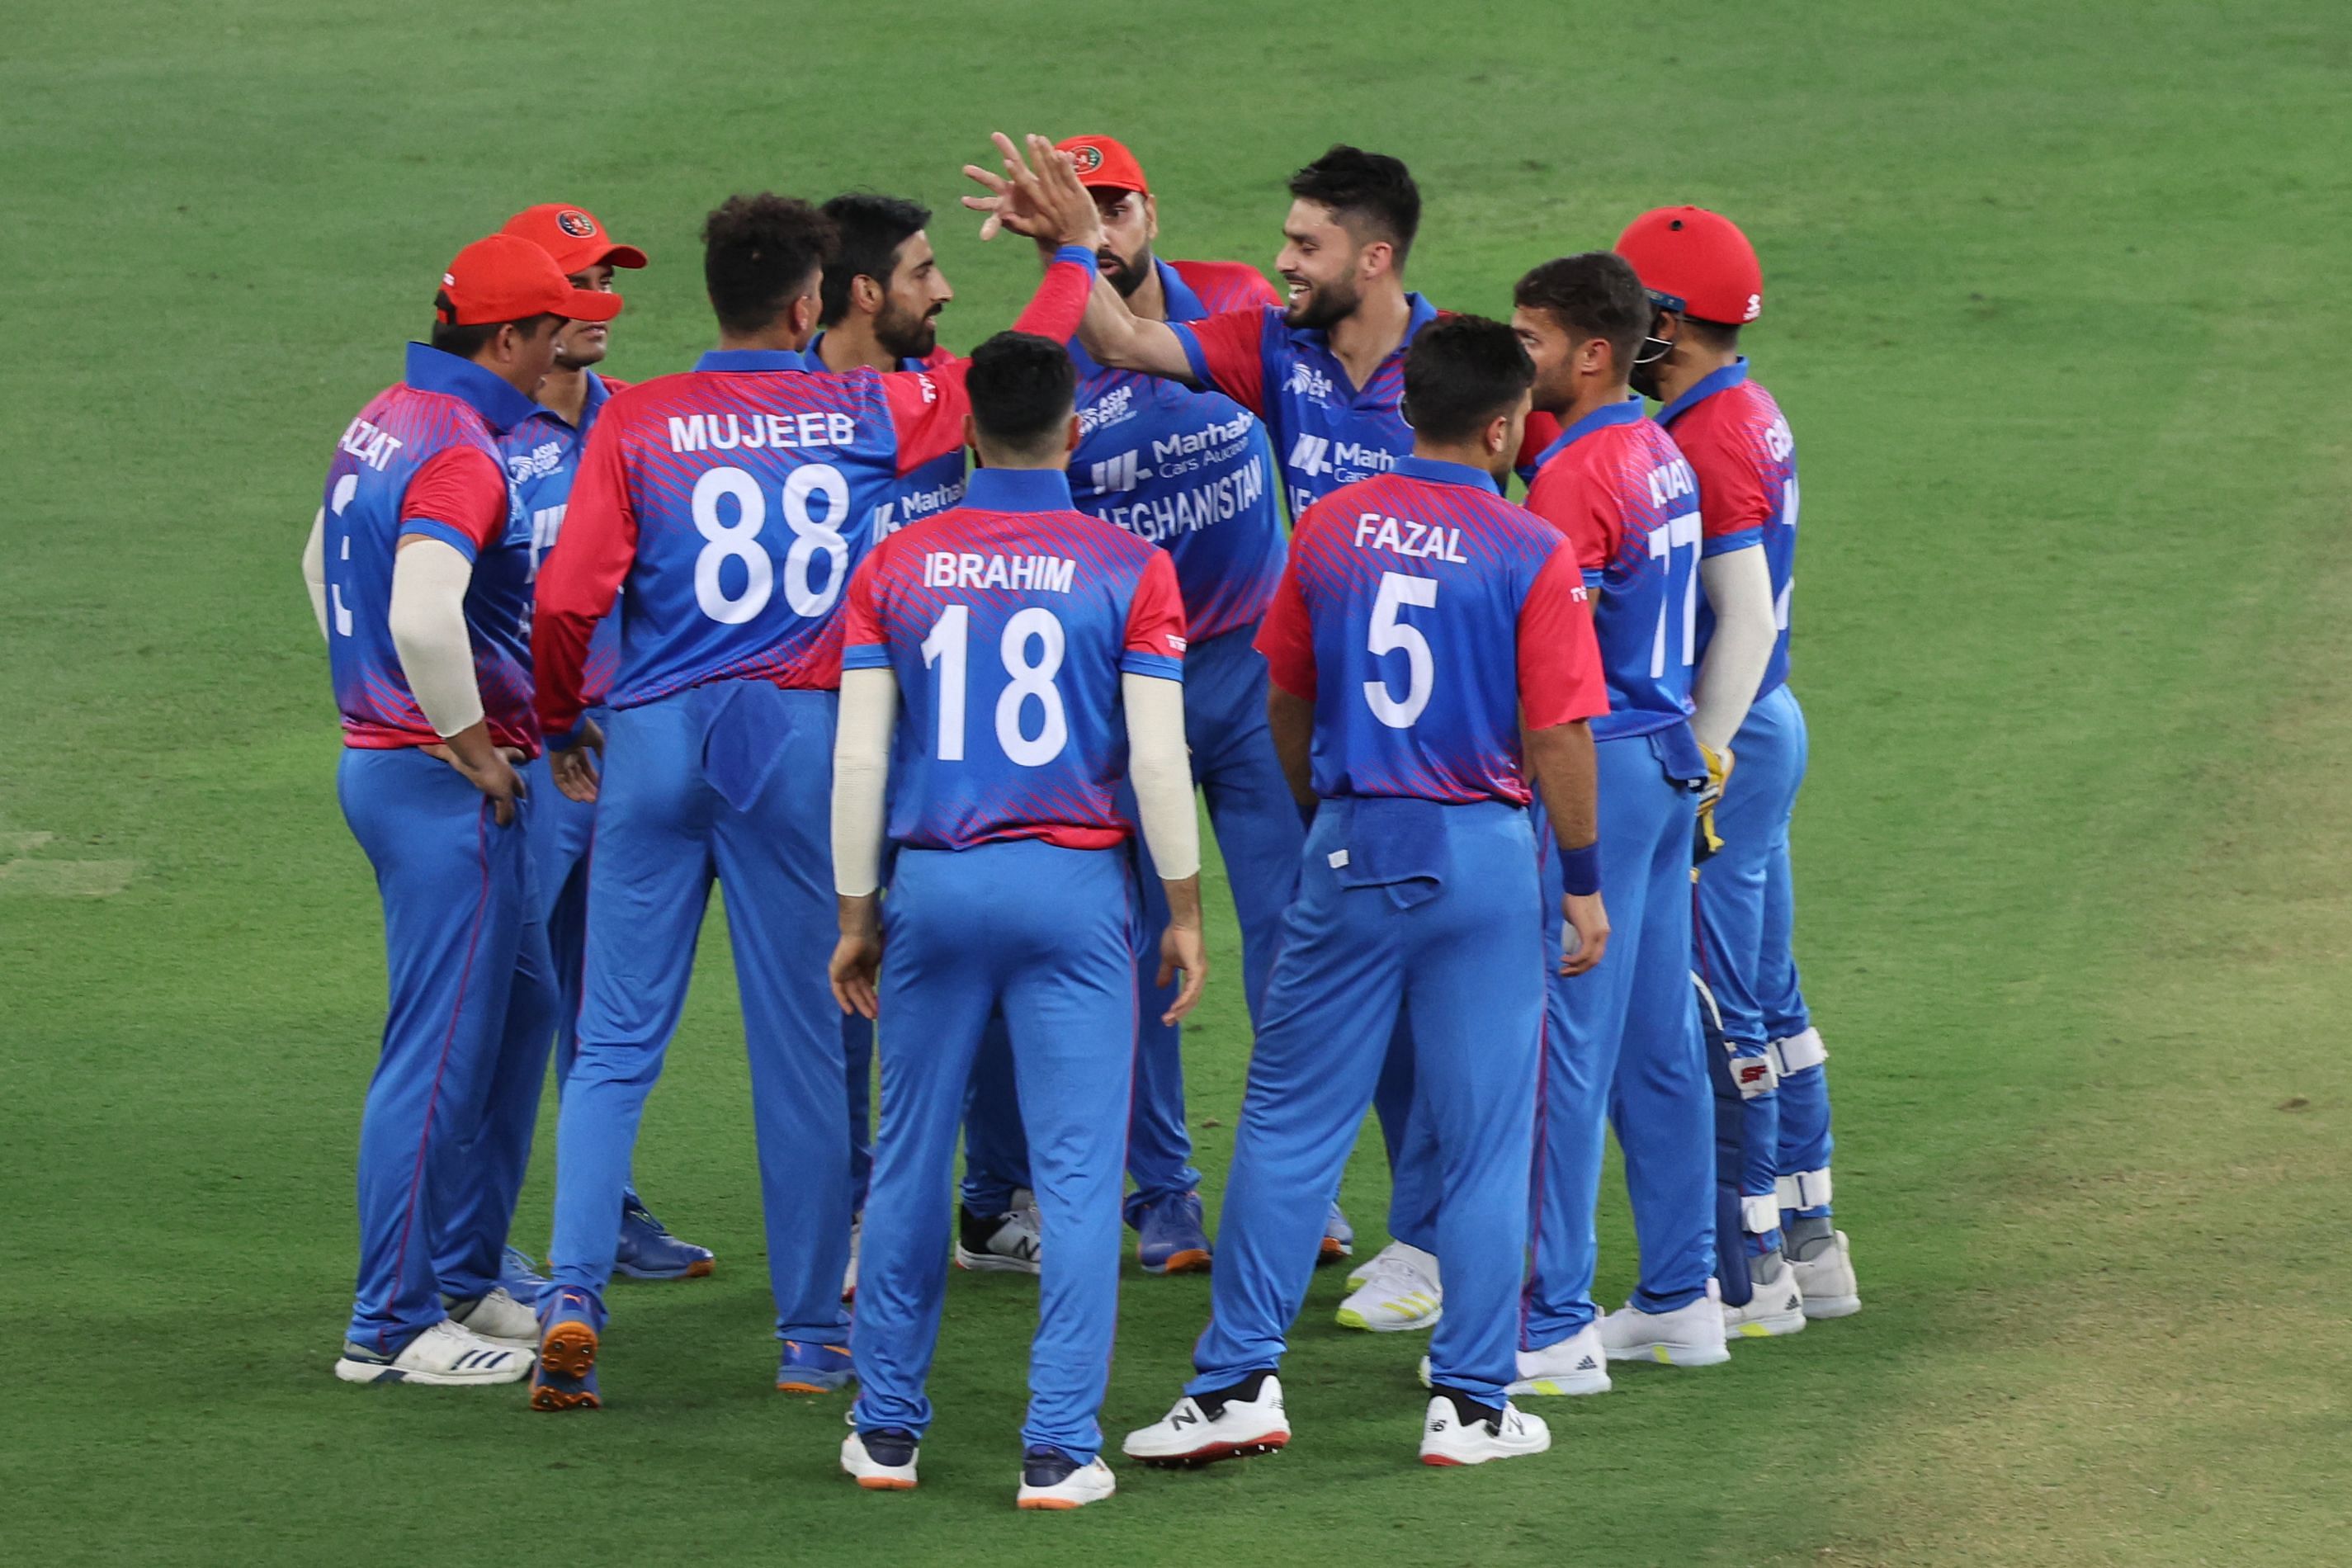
[301,510,329,642]
[1527,719,1599,853]
[1267,684,1316,811]
[1160,872,1204,931]
[386,536,484,739]
[1008,245,1102,345]
[831,666,898,898]
[1691,547,1776,753]
[1122,672,1200,880]
[1077,271,1197,381]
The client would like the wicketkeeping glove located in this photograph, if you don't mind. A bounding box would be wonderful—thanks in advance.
[1693,743,1733,867]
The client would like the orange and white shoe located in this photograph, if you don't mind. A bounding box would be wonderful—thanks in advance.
[842,1428,918,1490]
[1017,1448,1116,1509]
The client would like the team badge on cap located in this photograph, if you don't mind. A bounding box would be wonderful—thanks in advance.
[1070,145,1104,174]
[556,209,597,239]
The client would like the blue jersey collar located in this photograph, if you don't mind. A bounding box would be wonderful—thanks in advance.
[1156,258,1208,324]
[1393,454,1500,494]
[1534,395,1647,469]
[403,342,544,434]
[963,466,1074,512]
[805,332,928,374]
[694,347,809,374]
[516,370,615,435]
[1657,357,1750,427]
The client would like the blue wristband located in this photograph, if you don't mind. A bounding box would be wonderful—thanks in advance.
[1559,841,1602,898]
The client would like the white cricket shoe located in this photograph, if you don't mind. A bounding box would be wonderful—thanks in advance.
[1501,1324,1613,1396]
[333,1318,532,1386]
[1334,1241,1441,1331]
[1722,1260,1809,1339]
[842,1218,862,1302]
[446,1285,539,1348]
[956,1199,1042,1274]
[1123,1375,1290,1466]
[1017,1451,1117,1509]
[1418,1396,1550,1466]
[1599,1286,1731,1367]
[1792,1230,1862,1319]
[842,1428,919,1490]
[1343,1236,1405,1292]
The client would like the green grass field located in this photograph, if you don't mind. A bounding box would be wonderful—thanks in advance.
[7,2,2350,1562]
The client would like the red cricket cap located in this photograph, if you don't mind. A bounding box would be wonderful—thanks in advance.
[1615,206,1763,325]
[501,203,649,275]
[1056,135,1149,196]
[436,234,624,327]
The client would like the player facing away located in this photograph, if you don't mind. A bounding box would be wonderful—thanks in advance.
[523,177,1104,1411]
[1122,318,1609,1469]
[314,235,620,1385]
[829,332,1207,1509]
[1509,253,1732,1386]
[951,134,1292,1278]
[975,131,1448,1283]
[491,201,715,1289]
[809,191,972,1297]
[1622,206,1858,1320]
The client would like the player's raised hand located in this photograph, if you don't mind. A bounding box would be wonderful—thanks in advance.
[962,133,1103,251]
[829,895,884,1020]
[549,716,605,805]
[1560,890,1611,978]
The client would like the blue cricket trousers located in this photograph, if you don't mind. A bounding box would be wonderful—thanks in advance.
[339,747,558,1352]
[1524,734,1714,1347]
[547,682,850,1344]
[957,623,1306,1221]
[1740,687,1832,1217]
[852,840,1137,1463]
[1190,799,1543,1405]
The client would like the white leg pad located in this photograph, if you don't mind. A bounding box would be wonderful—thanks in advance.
[1776,1167,1833,1211]
[1740,1193,1780,1235]
[1731,1052,1778,1099]
[1767,1027,1828,1077]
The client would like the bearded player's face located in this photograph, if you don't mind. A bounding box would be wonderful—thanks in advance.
[1092,189,1156,298]
[1275,200,1365,329]
[872,231,952,361]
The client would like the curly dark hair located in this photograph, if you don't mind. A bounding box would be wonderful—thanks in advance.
[701,194,838,337]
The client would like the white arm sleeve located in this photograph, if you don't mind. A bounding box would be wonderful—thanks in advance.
[302,510,330,642]
[386,536,485,739]
[1123,672,1200,881]
[832,665,898,897]
[1691,547,1777,755]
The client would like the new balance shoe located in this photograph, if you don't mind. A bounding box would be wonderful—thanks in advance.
[1335,1240,1440,1331]
[1016,1448,1117,1509]
[955,1203,1042,1274]
[1123,1372,1290,1466]
[446,1285,539,1348]
[1598,1286,1731,1367]
[1722,1253,1809,1338]
[1320,1201,1354,1267]
[529,1287,604,1411]
[334,1319,531,1386]
[614,1196,715,1280]
[1500,1324,1613,1396]
[1418,1394,1550,1466]
[1788,1224,1862,1319]
[1136,1190,1212,1275]
[777,1340,855,1394]
[842,1427,919,1490]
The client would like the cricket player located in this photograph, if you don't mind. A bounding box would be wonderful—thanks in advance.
[492,202,714,1287]
[1122,317,1608,1468]
[312,234,618,1385]
[951,134,1292,1277]
[829,331,1207,1509]
[1621,205,1858,1320]
[524,171,1105,1411]
[1509,251,1743,1385]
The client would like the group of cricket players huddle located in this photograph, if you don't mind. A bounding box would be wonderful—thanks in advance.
[306,129,1856,1507]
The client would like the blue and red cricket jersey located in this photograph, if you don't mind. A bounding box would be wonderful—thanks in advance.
[1070,259,1285,642]
[322,342,542,756]
[1254,456,1606,803]
[1524,399,1712,743]
[531,248,1096,739]
[1658,359,1797,699]
[838,465,1186,852]
[807,337,971,541]
[504,371,626,706]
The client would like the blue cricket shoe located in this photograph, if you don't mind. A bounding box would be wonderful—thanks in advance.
[615,1194,715,1280]
[777,1339,856,1394]
[1136,1190,1212,1275]
[530,1287,606,1412]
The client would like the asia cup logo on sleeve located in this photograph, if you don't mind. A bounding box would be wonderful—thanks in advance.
[556,209,598,239]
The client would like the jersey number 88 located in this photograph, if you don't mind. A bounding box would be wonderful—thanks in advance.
[691,463,852,625]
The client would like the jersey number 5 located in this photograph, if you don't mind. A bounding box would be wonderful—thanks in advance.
[1364,571,1438,729]
[921,604,1070,767]
[691,463,851,625]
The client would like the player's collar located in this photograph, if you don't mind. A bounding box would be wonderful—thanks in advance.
[403,342,544,435]
[1401,291,1440,342]
[516,370,614,436]
[963,467,1075,513]
[1393,455,1500,494]
[1656,357,1749,427]
[1535,394,1647,468]
[1156,259,1207,324]
[693,347,810,373]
